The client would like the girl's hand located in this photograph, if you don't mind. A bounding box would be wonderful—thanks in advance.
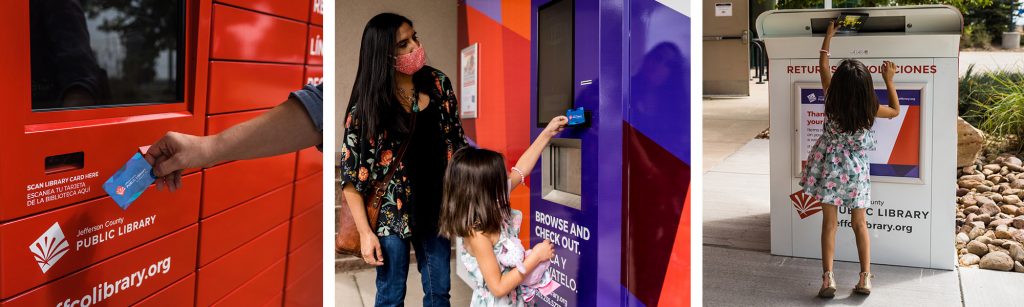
[881,61,896,83]
[826,20,838,39]
[542,116,569,138]
[359,232,384,266]
[530,239,556,262]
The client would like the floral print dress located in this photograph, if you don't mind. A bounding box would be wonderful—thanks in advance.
[800,119,877,209]
[458,210,557,306]
[339,66,467,238]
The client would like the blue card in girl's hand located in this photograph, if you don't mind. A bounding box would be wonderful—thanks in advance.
[103,152,157,210]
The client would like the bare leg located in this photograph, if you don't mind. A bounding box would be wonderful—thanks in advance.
[821,204,838,285]
[851,208,871,284]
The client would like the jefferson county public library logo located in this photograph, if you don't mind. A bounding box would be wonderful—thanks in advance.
[790,190,823,219]
[115,185,126,196]
[806,92,817,103]
[29,222,70,273]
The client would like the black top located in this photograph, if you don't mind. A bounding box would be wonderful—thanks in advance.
[404,96,448,237]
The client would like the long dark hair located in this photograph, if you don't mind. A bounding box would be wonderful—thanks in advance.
[438,147,511,239]
[346,13,435,142]
[825,59,879,132]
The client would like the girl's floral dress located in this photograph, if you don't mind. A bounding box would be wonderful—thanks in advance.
[800,119,877,209]
[457,210,557,306]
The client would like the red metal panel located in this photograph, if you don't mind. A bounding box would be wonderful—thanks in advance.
[212,258,286,306]
[208,61,303,114]
[309,0,323,26]
[306,25,323,66]
[195,222,288,306]
[0,174,200,299]
[216,0,309,22]
[264,294,284,307]
[0,226,198,307]
[0,0,210,222]
[288,204,321,252]
[211,4,306,63]
[206,110,267,136]
[295,147,322,179]
[199,184,292,266]
[133,274,196,307]
[304,65,323,86]
[285,233,322,286]
[201,153,295,217]
[283,261,322,307]
[292,171,322,215]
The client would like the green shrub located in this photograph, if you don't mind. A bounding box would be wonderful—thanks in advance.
[960,65,1024,150]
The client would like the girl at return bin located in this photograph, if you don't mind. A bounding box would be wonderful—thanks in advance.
[438,116,569,306]
[800,20,901,298]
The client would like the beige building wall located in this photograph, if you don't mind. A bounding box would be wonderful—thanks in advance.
[335,0,459,159]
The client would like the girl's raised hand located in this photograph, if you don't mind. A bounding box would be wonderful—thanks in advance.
[542,116,569,138]
[881,61,896,83]
[826,20,838,38]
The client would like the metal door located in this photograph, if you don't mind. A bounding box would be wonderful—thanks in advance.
[704,0,750,96]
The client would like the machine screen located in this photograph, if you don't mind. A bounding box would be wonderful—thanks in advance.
[537,0,573,127]
[30,0,186,111]
[836,13,868,33]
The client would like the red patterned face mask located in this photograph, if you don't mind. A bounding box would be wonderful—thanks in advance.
[395,45,426,75]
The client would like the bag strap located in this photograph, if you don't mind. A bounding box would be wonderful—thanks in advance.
[369,96,419,207]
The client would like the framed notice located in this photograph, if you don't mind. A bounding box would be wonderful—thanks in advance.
[460,43,479,119]
[793,83,925,183]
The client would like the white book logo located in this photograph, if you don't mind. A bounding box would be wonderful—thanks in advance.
[807,93,817,103]
[30,222,70,273]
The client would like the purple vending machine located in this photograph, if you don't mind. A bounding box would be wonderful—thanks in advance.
[530,0,692,306]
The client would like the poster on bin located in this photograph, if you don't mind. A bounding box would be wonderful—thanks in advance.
[797,86,922,180]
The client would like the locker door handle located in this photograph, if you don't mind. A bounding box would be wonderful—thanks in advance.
[703,30,750,44]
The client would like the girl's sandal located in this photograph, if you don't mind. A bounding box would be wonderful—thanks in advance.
[817,271,837,298]
[853,272,873,295]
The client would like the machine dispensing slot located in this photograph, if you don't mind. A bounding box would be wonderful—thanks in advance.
[810,16,906,34]
[542,138,581,209]
[45,152,85,174]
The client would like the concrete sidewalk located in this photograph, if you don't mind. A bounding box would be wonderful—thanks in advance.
[701,135,1024,307]
[336,258,474,306]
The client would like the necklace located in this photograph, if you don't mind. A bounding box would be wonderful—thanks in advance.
[396,87,419,112]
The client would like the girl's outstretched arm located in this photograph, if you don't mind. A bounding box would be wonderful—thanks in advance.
[467,233,555,297]
[820,20,838,93]
[877,61,901,118]
[509,116,569,190]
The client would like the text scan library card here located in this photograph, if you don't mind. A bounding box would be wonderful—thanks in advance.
[103,152,157,210]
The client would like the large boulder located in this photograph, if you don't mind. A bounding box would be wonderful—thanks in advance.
[957,117,985,168]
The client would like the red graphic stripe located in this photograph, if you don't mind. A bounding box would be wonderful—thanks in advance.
[888,106,920,165]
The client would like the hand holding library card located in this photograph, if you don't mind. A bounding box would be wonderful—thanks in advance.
[102,149,157,210]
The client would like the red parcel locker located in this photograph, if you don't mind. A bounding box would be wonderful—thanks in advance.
[286,233,323,285]
[211,4,307,63]
[133,274,197,307]
[284,262,323,307]
[212,258,287,306]
[0,174,200,299]
[0,0,211,222]
[196,222,289,306]
[306,25,323,66]
[293,171,323,215]
[201,153,296,217]
[309,0,324,26]
[216,0,310,22]
[207,61,304,114]
[289,203,322,252]
[0,225,199,307]
[199,184,293,265]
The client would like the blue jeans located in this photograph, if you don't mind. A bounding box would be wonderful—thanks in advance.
[375,234,451,307]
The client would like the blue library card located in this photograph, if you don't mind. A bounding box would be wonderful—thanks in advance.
[103,152,157,210]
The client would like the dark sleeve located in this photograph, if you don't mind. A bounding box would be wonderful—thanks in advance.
[339,104,373,193]
[289,83,324,151]
[434,71,468,151]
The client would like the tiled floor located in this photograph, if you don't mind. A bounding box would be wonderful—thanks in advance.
[336,258,474,306]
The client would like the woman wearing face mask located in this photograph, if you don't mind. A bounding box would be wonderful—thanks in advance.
[339,13,467,307]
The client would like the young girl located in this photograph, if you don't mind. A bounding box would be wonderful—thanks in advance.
[800,20,901,298]
[439,116,569,306]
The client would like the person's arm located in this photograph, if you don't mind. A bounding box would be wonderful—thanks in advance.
[877,61,901,118]
[467,233,554,297]
[145,97,320,191]
[509,116,568,190]
[343,183,384,265]
[819,20,838,93]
